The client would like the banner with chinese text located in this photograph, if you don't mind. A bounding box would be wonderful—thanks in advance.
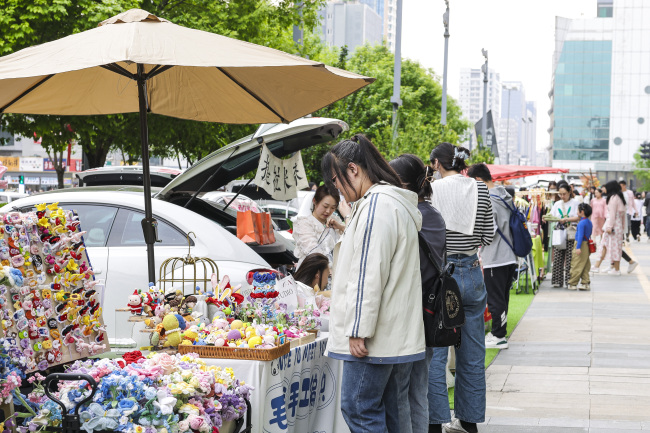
[254,143,309,200]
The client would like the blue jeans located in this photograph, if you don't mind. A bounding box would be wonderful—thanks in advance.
[394,348,433,433]
[341,360,401,433]
[428,253,487,424]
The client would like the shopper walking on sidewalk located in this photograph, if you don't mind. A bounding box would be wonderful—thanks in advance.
[428,143,494,433]
[390,153,446,433]
[590,188,606,239]
[322,134,425,433]
[621,180,635,242]
[568,203,593,291]
[467,163,516,350]
[601,180,627,275]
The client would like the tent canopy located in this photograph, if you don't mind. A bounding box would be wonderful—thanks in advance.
[486,164,569,182]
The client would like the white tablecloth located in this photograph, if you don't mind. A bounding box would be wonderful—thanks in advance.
[202,333,349,433]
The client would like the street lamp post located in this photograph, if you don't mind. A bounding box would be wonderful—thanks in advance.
[480,48,488,149]
[390,0,404,150]
[441,0,450,126]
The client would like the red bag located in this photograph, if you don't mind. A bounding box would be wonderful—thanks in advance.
[588,239,596,254]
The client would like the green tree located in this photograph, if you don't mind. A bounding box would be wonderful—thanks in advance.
[467,146,495,165]
[305,45,470,182]
[0,0,327,169]
[633,151,650,190]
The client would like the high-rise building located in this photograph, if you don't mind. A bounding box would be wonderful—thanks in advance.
[458,67,501,149]
[383,0,398,52]
[500,82,526,164]
[526,101,538,165]
[319,2,383,52]
[549,0,649,180]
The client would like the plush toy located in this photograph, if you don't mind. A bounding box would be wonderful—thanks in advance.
[179,295,197,317]
[128,290,143,315]
[142,292,154,316]
[161,313,186,347]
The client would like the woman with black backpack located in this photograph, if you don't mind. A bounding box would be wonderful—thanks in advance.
[390,154,446,433]
[427,143,494,433]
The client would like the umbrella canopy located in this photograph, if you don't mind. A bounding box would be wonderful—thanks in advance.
[0,9,372,122]
[486,164,569,182]
[0,9,374,283]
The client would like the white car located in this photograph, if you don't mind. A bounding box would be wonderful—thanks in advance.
[0,191,28,203]
[3,188,269,349]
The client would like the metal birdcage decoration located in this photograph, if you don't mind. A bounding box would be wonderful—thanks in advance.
[158,232,219,295]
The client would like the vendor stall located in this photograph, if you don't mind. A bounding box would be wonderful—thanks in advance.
[203,333,347,433]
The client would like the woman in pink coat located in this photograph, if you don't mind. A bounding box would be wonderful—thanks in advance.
[590,188,607,238]
[600,180,627,275]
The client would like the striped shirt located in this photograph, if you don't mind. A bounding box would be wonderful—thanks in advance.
[444,181,495,255]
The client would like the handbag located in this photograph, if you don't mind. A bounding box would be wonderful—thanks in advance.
[552,223,567,249]
[417,234,464,348]
[567,224,577,241]
[588,239,597,254]
[236,210,263,244]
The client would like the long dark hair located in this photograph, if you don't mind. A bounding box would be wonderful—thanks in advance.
[604,180,626,205]
[429,142,470,172]
[389,154,433,200]
[322,134,402,196]
[294,253,329,288]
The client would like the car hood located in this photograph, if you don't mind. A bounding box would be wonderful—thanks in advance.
[155,117,348,201]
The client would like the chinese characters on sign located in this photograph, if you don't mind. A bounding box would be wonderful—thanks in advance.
[254,143,309,200]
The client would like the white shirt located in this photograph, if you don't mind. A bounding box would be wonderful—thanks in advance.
[292,214,341,265]
[551,198,579,219]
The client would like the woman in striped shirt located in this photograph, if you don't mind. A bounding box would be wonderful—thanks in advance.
[427,142,494,433]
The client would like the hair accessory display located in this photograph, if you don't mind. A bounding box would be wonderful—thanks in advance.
[0,203,108,371]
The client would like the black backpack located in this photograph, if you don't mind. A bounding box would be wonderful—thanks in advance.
[418,234,465,348]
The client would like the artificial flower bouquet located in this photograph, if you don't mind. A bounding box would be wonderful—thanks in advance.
[1,351,252,433]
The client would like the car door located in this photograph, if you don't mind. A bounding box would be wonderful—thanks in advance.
[105,207,191,293]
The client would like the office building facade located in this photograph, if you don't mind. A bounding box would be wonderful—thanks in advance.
[319,2,383,52]
[549,0,650,180]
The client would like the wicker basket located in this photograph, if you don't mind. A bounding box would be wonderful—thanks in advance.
[178,342,291,360]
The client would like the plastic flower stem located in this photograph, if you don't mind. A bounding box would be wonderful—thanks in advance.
[11,390,37,416]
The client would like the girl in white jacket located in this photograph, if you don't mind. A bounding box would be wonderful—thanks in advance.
[322,134,425,433]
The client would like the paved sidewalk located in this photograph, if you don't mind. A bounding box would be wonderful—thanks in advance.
[478,240,650,432]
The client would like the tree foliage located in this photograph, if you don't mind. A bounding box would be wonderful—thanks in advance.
[468,146,496,165]
[632,151,650,190]
[305,45,470,182]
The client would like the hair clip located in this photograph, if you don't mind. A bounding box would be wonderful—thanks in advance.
[38,327,49,337]
[16,317,28,330]
[18,330,28,339]
[23,347,34,358]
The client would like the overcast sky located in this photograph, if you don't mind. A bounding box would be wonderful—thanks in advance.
[401,0,596,153]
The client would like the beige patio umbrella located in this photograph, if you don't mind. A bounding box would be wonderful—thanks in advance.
[0,9,374,283]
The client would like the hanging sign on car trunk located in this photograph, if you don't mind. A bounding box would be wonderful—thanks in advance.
[254,143,309,200]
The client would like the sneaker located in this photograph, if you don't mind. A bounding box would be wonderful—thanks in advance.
[567,285,578,290]
[443,418,470,433]
[591,266,600,273]
[579,284,591,291]
[485,332,508,349]
[628,262,638,274]
[608,269,621,276]
[601,267,612,273]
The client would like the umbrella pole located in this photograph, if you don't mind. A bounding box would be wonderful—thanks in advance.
[137,64,158,284]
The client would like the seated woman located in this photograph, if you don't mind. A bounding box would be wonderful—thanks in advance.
[292,184,345,266]
[293,253,331,330]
